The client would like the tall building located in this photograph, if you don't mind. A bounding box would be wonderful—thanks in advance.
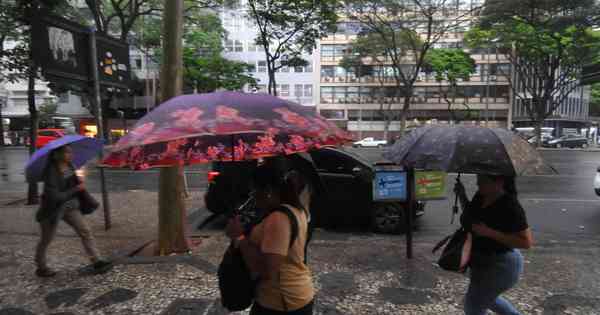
[314,1,590,139]
[219,1,317,107]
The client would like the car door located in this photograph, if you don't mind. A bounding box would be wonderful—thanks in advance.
[310,148,373,227]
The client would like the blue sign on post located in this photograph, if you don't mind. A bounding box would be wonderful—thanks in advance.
[372,171,408,202]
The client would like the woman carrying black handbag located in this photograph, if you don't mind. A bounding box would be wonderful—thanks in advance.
[35,145,112,277]
[454,175,533,315]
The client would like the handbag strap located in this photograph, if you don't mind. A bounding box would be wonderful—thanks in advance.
[432,234,453,253]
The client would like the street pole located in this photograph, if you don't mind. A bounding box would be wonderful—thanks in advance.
[157,0,189,255]
[0,98,5,146]
[406,168,414,259]
[485,47,490,127]
[89,28,111,230]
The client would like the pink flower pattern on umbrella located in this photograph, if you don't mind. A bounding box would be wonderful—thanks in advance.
[103,92,352,169]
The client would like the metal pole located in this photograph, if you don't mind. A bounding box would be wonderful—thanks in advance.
[485,47,490,127]
[89,28,111,230]
[406,167,414,259]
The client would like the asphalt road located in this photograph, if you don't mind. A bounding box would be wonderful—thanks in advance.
[2,146,600,239]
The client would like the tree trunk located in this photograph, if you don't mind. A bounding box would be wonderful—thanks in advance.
[0,102,5,146]
[399,95,412,136]
[267,59,277,96]
[157,0,189,255]
[534,118,543,149]
[27,61,39,205]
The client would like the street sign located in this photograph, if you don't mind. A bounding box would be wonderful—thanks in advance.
[415,171,447,200]
[372,171,407,202]
[96,34,131,89]
[31,12,131,91]
[31,14,90,89]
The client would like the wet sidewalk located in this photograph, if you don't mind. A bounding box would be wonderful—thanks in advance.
[1,190,600,314]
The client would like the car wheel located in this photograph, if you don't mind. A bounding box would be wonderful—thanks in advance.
[372,202,406,234]
[582,143,588,148]
[377,144,384,148]
[595,188,600,197]
[556,143,562,148]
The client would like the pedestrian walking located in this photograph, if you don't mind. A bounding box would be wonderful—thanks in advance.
[454,175,533,315]
[34,145,112,277]
[225,159,314,315]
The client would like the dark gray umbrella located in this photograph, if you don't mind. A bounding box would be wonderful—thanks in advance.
[383,125,555,175]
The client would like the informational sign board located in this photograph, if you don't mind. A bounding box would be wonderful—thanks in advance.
[415,171,447,200]
[372,171,408,202]
[31,13,130,90]
[31,14,91,87]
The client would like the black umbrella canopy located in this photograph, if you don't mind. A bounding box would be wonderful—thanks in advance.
[384,125,555,176]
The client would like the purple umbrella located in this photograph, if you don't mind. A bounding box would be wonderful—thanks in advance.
[25,135,103,183]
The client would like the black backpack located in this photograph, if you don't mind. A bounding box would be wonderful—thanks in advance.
[218,206,301,312]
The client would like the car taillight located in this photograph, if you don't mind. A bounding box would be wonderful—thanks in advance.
[207,171,220,183]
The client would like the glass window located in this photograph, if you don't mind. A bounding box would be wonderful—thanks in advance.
[305,61,313,73]
[248,41,257,52]
[321,45,335,61]
[304,84,312,97]
[348,109,361,121]
[347,86,359,103]
[321,66,335,82]
[279,84,290,97]
[234,40,243,52]
[361,110,375,121]
[361,87,373,103]
[320,109,345,120]
[247,64,256,73]
[294,84,303,97]
[224,39,234,52]
[335,66,347,82]
[333,86,347,103]
[320,87,334,104]
[257,61,266,73]
[294,65,304,73]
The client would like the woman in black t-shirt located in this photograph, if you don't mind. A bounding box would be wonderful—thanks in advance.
[454,174,533,315]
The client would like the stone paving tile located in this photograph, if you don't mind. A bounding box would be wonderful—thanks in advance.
[2,191,600,314]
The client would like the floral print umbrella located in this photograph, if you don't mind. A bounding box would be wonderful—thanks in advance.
[102,92,353,169]
[384,125,555,176]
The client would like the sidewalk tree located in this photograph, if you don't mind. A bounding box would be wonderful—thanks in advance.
[465,0,600,145]
[344,0,481,135]
[247,0,339,95]
[340,32,419,140]
[38,101,58,128]
[424,48,476,124]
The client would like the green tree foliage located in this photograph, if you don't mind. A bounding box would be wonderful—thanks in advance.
[344,0,480,134]
[247,0,339,95]
[181,14,256,92]
[465,0,600,143]
[424,48,476,122]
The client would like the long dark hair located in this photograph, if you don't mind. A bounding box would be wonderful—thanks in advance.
[487,174,518,197]
[253,157,306,210]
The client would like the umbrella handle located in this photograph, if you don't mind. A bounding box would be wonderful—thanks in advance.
[451,174,461,224]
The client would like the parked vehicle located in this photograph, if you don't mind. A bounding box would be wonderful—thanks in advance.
[594,166,600,197]
[204,147,424,234]
[353,137,387,148]
[547,134,589,148]
[527,134,554,147]
[35,129,66,149]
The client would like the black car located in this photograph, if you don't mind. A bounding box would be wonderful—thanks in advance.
[547,134,589,148]
[204,147,424,234]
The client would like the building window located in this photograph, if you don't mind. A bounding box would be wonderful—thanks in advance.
[234,40,243,52]
[279,84,290,97]
[133,58,142,69]
[321,66,335,82]
[248,41,257,52]
[320,109,345,120]
[304,85,312,97]
[257,61,266,73]
[320,87,334,104]
[294,84,303,97]
[333,86,347,103]
[247,64,256,73]
[294,61,312,73]
[348,109,361,121]
[225,39,234,52]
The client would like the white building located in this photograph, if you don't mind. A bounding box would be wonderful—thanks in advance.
[219,2,317,107]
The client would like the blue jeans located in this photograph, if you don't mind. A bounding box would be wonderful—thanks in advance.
[464,249,523,315]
